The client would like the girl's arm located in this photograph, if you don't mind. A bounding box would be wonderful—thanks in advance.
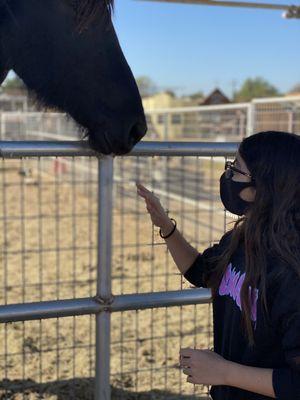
[136,183,232,282]
[136,183,199,274]
[225,361,275,398]
[160,218,200,275]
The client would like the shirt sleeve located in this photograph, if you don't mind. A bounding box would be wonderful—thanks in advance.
[271,269,300,399]
[183,230,232,288]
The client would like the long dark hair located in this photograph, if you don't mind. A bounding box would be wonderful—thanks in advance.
[206,131,300,347]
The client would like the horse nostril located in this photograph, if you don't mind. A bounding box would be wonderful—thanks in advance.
[109,119,148,155]
[129,120,147,147]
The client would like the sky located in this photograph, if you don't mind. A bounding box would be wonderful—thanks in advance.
[6,0,300,99]
[111,0,300,98]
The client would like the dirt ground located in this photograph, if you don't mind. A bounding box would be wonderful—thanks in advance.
[0,157,234,399]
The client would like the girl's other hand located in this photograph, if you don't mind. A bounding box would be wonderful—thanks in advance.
[179,348,229,386]
[136,182,171,229]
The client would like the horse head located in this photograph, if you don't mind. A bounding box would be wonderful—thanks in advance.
[0,0,147,155]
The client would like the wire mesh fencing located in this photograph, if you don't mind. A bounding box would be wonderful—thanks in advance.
[144,95,300,141]
[0,94,299,399]
[0,141,238,400]
[110,153,236,399]
[252,96,300,133]
[0,154,98,399]
[145,103,249,141]
[0,112,83,141]
[1,94,300,144]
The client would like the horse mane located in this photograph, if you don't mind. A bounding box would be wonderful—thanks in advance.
[73,0,115,33]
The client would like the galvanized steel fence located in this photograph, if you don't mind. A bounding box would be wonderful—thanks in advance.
[0,95,299,399]
[0,140,239,400]
[144,95,300,141]
[1,95,300,143]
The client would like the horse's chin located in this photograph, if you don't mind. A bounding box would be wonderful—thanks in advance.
[88,131,114,155]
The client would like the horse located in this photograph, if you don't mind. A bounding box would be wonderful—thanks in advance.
[0,0,147,155]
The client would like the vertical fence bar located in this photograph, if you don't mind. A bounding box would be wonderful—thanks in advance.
[0,113,5,140]
[163,113,169,195]
[246,101,255,137]
[288,109,294,132]
[95,155,114,400]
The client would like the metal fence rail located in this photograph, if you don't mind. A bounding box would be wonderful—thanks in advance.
[0,95,299,399]
[0,96,300,400]
[1,95,300,144]
[0,141,239,400]
[144,95,300,140]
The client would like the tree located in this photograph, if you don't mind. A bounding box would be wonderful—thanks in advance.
[136,76,158,98]
[232,77,280,102]
[289,83,300,94]
[189,90,204,100]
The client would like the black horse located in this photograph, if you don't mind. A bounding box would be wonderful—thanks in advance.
[0,0,147,155]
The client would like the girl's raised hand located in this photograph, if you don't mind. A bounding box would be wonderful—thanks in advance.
[136,182,170,229]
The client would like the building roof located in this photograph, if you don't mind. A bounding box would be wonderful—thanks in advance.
[200,88,231,105]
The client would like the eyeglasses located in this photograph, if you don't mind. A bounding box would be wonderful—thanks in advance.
[224,160,255,181]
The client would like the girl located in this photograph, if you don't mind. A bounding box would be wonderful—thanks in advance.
[136,130,300,400]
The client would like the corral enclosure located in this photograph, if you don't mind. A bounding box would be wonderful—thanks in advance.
[0,150,234,399]
[1,95,300,399]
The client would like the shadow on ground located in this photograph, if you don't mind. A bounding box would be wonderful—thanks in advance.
[0,378,211,399]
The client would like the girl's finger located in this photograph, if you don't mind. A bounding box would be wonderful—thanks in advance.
[140,193,157,207]
[137,190,151,201]
[138,192,156,206]
[137,191,147,199]
[137,184,154,196]
[138,190,154,201]
[136,183,150,192]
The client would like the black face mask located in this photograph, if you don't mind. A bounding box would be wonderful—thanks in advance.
[219,171,255,216]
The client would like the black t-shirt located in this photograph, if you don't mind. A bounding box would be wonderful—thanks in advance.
[183,230,300,400]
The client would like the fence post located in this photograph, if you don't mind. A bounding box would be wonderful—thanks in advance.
[0,113,5,140]
[246,101,255,137]
[163,112,169,194]
[95,155,114,400]
[288,109,294,132]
